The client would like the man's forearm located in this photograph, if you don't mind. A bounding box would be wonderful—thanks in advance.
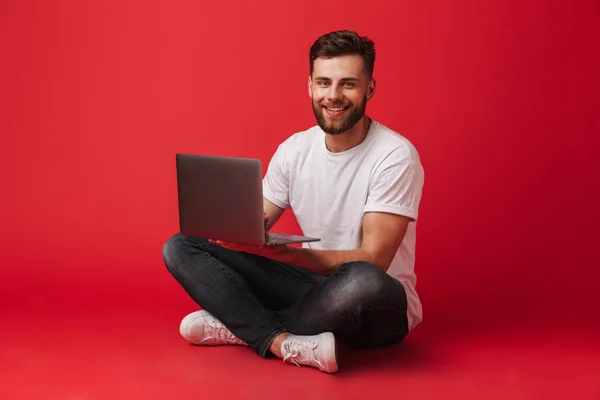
[273,246,376,276]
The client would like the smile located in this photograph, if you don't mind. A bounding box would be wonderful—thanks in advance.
[324,106,349,112]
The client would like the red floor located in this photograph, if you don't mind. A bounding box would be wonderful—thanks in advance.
[2,300,598,399]
[1,230,599,399]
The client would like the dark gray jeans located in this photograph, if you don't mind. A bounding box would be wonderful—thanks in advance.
[162,233,409,357]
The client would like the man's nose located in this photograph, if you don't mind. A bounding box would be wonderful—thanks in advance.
[326,83,343,101]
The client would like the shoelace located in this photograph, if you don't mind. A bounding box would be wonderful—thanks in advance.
[205,317,244,344]
[282,336,323,369]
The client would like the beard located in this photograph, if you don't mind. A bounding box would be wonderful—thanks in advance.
[312,93,368,135]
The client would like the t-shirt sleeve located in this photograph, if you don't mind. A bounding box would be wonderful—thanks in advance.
[363,159,424,221]
[262,144,290,209]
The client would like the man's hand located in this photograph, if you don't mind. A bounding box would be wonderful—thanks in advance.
[209,239,289,258]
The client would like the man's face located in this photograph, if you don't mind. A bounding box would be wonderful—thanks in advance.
[309,54,375,135]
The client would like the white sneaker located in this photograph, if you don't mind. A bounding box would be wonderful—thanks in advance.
[280,332,338,373]
[179,310,247,346]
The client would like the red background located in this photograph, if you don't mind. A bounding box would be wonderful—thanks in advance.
[1,0,599,398]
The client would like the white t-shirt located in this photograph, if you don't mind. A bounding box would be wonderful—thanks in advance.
[262,120,425,330]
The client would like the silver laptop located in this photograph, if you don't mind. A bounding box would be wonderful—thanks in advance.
[175,153,320,246]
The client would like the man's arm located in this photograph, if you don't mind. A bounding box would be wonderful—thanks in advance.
[264,197,285,231]
[215,157,421,274]
[273,211,411,275]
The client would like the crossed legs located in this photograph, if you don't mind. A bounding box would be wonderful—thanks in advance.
[162,233,408,371]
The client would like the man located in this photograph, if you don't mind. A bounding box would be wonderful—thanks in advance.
[162,30,424,373]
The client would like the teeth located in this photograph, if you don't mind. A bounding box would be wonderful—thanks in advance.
[326,107,346,112]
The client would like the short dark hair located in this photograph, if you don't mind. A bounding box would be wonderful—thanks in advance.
[309,30,376,78]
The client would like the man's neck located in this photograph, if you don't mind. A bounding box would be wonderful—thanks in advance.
[325,117,372,153]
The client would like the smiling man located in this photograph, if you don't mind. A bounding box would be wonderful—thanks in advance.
[162,30,425,373]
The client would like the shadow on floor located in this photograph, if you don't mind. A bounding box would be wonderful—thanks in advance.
[335,329,446,375]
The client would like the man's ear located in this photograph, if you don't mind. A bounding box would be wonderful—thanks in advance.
[367,78,376,100]
[308,75,313,98]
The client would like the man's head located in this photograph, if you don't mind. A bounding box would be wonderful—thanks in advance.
[308,30,376,135]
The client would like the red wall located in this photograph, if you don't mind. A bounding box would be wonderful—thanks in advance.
[2,0,599,333]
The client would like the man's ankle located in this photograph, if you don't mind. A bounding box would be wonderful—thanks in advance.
[269,332,291,358]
